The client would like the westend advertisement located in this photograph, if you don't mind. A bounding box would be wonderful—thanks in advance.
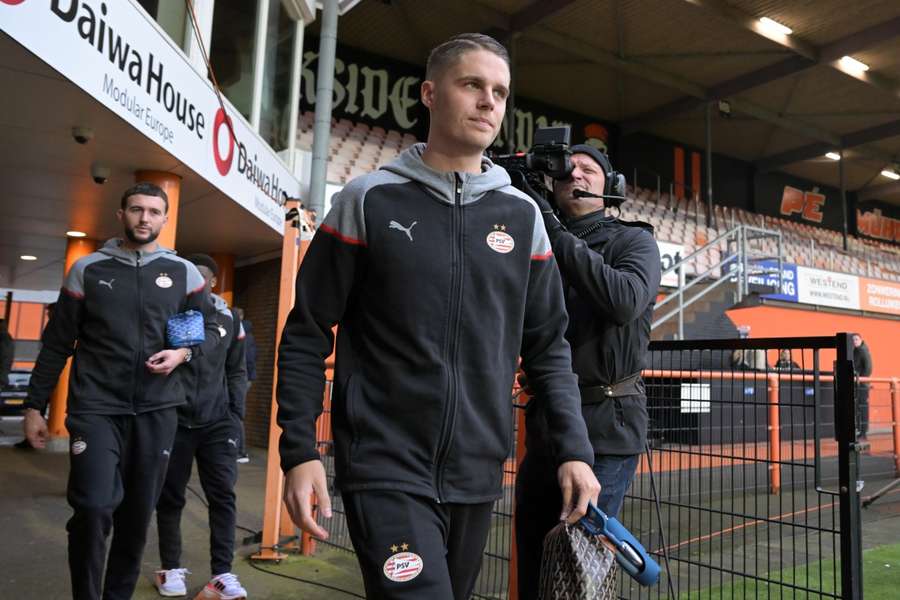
[0,0,300,233]
[747,262,900,316]
[795,266,860,311]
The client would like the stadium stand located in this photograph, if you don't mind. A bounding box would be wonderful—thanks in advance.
[295,111,900,283]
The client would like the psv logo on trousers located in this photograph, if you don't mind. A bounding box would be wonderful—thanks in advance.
[383,552,423,582]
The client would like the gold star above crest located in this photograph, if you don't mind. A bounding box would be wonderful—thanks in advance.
[390,544,399,553]
[401,542,409,551]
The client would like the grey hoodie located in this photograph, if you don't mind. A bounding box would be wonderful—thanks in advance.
[277,144,593,503]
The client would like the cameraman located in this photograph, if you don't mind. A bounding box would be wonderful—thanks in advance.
[513,145,661,598]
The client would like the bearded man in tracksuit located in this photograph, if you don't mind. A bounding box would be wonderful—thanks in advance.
[154,254,248,599]
[513,146,662,600]
[276,33,599,600]
[23,183,222,600]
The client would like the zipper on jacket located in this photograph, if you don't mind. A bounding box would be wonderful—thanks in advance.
[188,358,204,428]
[132,251,143,415]
[433,174,465,502]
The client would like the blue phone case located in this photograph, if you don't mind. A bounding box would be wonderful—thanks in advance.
[579,503,661,587]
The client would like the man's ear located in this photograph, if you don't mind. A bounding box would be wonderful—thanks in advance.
[421,80,435,109]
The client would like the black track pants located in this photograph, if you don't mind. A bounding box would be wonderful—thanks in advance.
[65,408,178,600]
[342,490,493,600]
[156,415,240,575]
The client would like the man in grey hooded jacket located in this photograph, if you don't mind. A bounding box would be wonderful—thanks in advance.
[24,183,220,600]
[277,33,599,600]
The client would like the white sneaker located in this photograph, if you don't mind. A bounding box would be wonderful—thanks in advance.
[196,572,247,599]
[154,568,190,597]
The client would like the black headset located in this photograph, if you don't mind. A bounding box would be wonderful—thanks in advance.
[588,149,627,202]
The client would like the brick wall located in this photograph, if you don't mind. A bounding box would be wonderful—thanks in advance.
[234,258,281,448]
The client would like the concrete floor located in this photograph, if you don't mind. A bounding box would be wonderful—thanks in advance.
[0,416,365,600]
[3,415,900,599]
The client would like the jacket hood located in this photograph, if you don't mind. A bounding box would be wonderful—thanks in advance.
[99,238,176,266]
[211,293,229,315]
[380,143,511,205]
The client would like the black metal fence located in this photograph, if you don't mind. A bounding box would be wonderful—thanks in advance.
[620,334,863,600]
[312,334,866,600]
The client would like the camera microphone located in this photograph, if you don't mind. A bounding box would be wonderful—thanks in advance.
[573,189,628,202]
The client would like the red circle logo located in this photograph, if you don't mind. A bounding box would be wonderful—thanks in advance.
[212,108,235,176]
[1,0,28,5]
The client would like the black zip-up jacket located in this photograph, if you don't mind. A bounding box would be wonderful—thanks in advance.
[532,210,661,455]
[26,239,221,415]
[277,144,593,504]
[177,293,247,428]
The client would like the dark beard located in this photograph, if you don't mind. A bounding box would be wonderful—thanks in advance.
[124,225,159,245]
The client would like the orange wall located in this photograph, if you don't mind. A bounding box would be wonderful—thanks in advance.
[0,300,49,341]
[727,305,898,378]
[727,304,900,428]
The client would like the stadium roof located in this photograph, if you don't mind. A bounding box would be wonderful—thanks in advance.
[312,0,900,204]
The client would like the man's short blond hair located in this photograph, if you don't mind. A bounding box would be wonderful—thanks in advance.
[425,33,510,81]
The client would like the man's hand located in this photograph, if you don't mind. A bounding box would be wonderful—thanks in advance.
[509,170,554,215]
[146,348,189,375]
[23,408,48,449]
[516,371,532,396]
[557,460,601,524]
[284,459,333,539]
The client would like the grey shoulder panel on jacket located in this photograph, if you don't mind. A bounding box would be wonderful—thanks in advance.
[164,254,207,295]
[64,251,113,298]
[320,169,412,245]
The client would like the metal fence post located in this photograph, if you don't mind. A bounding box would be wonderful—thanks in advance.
[768,373,781,495]
[508,399,528,600]
[677,266,685,340]
[735,227,744,303]
[835,332,863,600]
[892,378,900,476]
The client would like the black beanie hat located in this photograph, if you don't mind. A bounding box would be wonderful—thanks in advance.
[569,144,614,176]
[185,253,220,277]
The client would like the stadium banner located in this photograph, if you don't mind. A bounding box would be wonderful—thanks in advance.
[795,266,860,310]
[657,241,684,287]
[859,277,900,316]
[856,201,900,245]
[747,259,799,302]
[753,171,844,232]
[299,40,616,154]
[0,0,299,233]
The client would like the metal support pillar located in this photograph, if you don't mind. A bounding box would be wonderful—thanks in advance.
[308,0,339,215]
[840,148,849,251]
[705,102,714,228]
